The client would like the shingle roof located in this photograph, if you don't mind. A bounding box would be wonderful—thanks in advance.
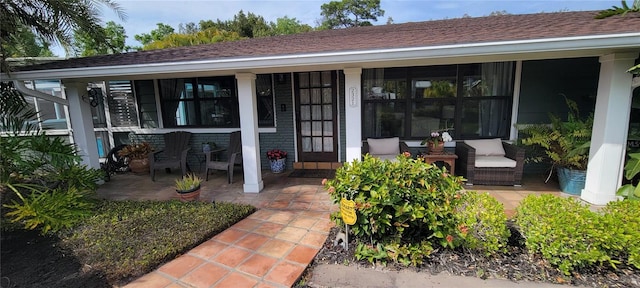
[17,11,640,71]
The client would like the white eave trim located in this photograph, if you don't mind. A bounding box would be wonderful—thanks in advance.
[6,33,640,80]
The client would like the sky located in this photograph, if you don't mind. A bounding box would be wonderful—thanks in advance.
[53,0,618,56]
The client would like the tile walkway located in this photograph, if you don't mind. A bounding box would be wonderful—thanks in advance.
[96,170,561,288]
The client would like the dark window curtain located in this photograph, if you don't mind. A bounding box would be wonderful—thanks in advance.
[159,79,184,127]
[477,62,513,137]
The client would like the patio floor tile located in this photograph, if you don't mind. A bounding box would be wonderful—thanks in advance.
[300,231,329,248]
[275,226,308,243]
[231,218,263,231]
[289,217,319,229]
[234,233,270,250]
[285,245,319,265]
[258,238,295,258]
[123,272,173,288]
[213,246,252,268]
[253,222,285,237]
[188,240,227,259]
[157,254,204,279]
[180,262,229,287]
[213,228,247,244]
[237,254,278,277]
[215,272,259,288]
[264,261,306,287]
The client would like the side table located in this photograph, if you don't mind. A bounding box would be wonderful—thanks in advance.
[195,148,226,172]
[419,152,458,174]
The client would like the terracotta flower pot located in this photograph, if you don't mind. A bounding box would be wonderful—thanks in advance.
[428,142,445,154]
[176,185,201,202]
[129,158,149,174]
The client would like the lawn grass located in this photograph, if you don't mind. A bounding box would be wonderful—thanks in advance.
[59,200,256,284]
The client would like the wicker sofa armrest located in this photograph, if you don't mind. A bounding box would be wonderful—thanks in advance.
[455,142,476,182]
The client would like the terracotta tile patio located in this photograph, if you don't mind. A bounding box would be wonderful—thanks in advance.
[96,169,561,288]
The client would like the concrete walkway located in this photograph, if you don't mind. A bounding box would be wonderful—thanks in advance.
[97,170,561,288]
[308,264,583,288]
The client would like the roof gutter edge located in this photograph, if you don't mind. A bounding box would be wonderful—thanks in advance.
[4,33,640,81]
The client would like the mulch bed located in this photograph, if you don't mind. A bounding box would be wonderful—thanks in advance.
[297,225,640,288]
[0,229,110,288]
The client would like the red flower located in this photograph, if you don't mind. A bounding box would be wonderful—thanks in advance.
[266,149,288,160]
[446,234,454,243]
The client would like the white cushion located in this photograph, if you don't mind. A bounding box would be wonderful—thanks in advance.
[376,154,399,162]
[464,138,506,156]
[475,156,517,168]
[367,137,400,155]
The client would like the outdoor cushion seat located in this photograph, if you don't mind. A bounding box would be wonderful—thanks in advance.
[456,138,524,186]
[474,155,517,168]
[362,137,409,162]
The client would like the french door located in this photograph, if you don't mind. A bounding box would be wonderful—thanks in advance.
[294,71,338,162]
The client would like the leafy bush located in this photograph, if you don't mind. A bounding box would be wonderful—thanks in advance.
[617,152,640,200]
[324,154,465,264]
[516,194,640,275]
[4,184,95,233]
[1,86,104,234]
[60,200,255,282]
[457,191,510,256]
[601,200,640,269]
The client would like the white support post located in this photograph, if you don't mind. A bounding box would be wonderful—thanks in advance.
[581,53,638,205]
[235,73,264,193]
[62,80,100,169]
[344,68,363,163]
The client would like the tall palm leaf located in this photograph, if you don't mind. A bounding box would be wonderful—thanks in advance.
[0,0,126,71]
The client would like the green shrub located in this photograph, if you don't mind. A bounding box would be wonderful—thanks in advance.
[601,200,640,269]
[324,154,465,264]
[4,184,95,234]
[60,200,255,282]
[457,191,510,256]
[516,194,640,275]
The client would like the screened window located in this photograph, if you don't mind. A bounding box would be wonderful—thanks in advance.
[362,62,515,140]
[159,76,237,127]
[256,74,275,127]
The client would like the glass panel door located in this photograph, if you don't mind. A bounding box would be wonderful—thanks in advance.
[295,71,338,162]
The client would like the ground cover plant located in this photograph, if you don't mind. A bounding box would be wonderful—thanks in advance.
[1,200,256,287]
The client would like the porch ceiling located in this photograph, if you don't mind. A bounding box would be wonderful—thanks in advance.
[4,11,640,81]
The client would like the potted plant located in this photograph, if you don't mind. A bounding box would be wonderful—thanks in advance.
[267,149,287,173]
[175,173,202,202]
[420,130,453,154]
[117,142,154,174]
[518,97,593,195]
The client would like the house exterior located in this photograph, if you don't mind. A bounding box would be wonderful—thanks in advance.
[4,11,640,205]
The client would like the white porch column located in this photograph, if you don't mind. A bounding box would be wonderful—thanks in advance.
[235,73,263,193]
[581,53,638,205]
[62,80,100,169]
[344,68,363,162]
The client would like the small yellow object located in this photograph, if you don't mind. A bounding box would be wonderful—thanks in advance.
[340,198,357,225]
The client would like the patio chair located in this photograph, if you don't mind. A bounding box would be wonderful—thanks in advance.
[205,131,242,183]
[362,137,410,161]
[149,131,192,181]
[455,138,524,186]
